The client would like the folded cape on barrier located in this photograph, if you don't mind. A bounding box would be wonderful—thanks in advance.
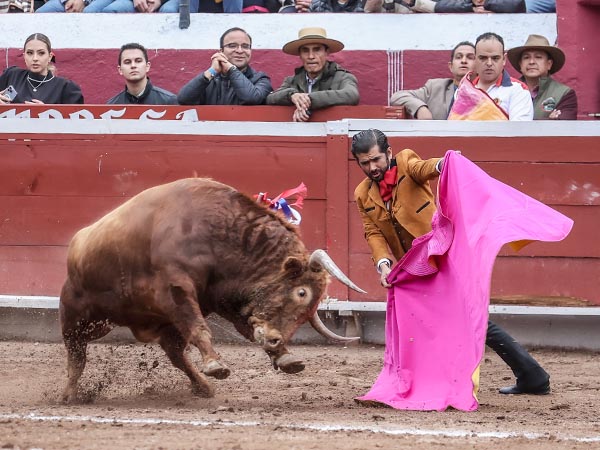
[357,150,573,411]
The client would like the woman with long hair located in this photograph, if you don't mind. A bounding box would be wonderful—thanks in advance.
[0,33,84,104]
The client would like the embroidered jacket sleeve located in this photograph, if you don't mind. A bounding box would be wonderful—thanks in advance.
[355,185,395,266]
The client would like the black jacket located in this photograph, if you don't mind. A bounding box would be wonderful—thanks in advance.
[107,79,178,105]
[0,66,83,104]
[177,65,272,105]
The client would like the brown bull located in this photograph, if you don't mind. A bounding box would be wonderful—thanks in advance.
[60,178,364,402]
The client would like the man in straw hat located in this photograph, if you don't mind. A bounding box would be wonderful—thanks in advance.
[266,27,359,122]
[507,34,577,120]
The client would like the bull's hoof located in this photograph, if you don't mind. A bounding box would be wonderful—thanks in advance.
[275,354,305,374]
[203,360,231,380]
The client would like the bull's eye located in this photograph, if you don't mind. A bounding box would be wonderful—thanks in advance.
[297,288,307,297]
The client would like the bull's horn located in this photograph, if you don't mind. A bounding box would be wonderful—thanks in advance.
[309,311,360,343]
[309,249,367,294]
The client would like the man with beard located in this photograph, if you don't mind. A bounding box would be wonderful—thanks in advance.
[351,128,551,395]
[177,27,272,106]
[391,41,475,120]
[107,43,177,105]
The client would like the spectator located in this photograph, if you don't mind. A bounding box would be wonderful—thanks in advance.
[107,43,177,105]
[472,32,533,120]
[390,41,475,119]
[309,0,364,12]
[266,27,359,122]
[364,0,525,13]
[36,0,112,13]
[0,33,83,105]
[507,34,577,120]
[178,28,272,105]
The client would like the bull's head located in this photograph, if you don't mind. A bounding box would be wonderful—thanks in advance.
[248,249,365,374]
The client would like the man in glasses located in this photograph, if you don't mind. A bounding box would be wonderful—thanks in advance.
[178,27,272,105]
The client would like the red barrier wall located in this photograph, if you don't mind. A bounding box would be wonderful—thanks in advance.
[1,108,598,306]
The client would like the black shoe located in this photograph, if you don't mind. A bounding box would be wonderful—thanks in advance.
[499,384,550,395]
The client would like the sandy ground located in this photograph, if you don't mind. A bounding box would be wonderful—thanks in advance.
[0,341,599,450]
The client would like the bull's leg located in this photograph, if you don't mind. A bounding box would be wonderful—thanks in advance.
[158,326,215,397]
[167,284,230,380]
[60,282,113,404]
[62,335,87,404]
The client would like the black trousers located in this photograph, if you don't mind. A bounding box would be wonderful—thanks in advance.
[485,320,550,388]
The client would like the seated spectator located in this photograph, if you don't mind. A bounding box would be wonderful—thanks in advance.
[507,35,577,120]
[472,32,533,120]
[364,0,525,13]
[525,0,554,12]
[391,41,475,119]
[107,43,177,105]
[309,0,364,12]
[266,27,359,122]
[0,33,83,105]
[36,0,112,12]
[178,28,272,105]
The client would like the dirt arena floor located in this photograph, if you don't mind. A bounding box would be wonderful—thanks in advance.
[0,341,599,450]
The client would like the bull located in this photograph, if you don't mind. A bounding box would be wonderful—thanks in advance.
[60,178,364,403]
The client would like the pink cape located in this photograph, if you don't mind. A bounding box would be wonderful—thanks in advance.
[356,151,573,411]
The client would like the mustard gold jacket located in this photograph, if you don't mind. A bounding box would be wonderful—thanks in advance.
[354,149,441,265]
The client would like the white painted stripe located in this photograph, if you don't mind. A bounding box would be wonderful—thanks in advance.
[0,118,327,137]
[348,119,600,137]
[3,295,600,316]
[0,14,556,51]
[0,295,59,309]
[0,412,598,443]
[1,118,599,138]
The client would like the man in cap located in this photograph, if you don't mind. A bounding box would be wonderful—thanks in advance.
[472,32,533,121]
[266,27,359,122]
[390,41,475,120]
[507,34,577,120]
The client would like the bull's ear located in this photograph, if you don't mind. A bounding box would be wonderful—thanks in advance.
[283,257,304,279]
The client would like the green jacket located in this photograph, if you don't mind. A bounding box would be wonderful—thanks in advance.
[266,61,359,109]
[530,76,578,120]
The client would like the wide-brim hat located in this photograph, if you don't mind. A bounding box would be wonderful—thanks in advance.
[282,27,344,56]
[507,34,566,75]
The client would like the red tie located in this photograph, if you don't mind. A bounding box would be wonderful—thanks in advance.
[378,166,398,202]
